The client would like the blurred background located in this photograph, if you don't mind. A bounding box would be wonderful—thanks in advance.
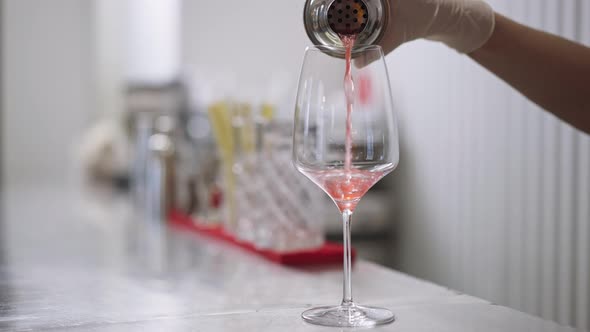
[1,0,589,330]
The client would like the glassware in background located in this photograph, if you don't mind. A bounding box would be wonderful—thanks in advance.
[128,82,186,219]
[233,103,258,242]
[293,45,399,327]
[142,132,175,274]
[183,109,221,224]
[208,101,238,233]
[128,73,328,254]
[132,111,154,216]
[207,98,326,252]
[248,106,285,249]
[259,120,325,251]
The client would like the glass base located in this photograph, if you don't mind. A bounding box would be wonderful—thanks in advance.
[302,303,395,327]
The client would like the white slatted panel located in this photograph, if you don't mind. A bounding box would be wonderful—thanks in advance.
[541,0,560,323]
[523,0,544,318]
[389,0,590,329]
[576,2,590,329]
[558,2,576,325]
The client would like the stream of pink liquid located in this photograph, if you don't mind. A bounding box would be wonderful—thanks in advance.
[341,34,356,172]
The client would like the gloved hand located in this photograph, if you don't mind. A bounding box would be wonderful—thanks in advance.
[380,0,496,54]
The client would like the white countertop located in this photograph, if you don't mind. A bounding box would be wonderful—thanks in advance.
[0,185,578,331]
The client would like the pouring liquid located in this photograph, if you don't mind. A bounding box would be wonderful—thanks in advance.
[341,34,356,172]
[303,33,391,214]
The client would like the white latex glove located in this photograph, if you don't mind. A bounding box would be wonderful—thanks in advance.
[381,0,496,54]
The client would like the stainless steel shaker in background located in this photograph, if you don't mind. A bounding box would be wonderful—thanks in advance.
[127,82,186,220]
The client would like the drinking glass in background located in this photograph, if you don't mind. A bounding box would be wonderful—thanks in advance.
[182,109,221,224]
[293,45,399,327]
[208,100,326,252]
[256,120,325,251]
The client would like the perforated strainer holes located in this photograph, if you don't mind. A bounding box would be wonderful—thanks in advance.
[327,0,368,35]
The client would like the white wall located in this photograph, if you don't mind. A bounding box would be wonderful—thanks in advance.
[387,0,590,329]
[2,0,95,185]
[181,0,310,106]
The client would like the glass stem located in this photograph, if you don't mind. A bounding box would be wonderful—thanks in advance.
[341,209,353,306]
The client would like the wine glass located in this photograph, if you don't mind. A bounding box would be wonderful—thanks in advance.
[292,45,399,327]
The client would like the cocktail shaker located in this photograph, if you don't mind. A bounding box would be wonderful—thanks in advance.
[303,0,389,57]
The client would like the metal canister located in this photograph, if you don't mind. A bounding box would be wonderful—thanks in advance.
[303,0,389,57]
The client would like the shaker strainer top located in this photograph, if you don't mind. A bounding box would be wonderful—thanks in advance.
[327,0,368,35]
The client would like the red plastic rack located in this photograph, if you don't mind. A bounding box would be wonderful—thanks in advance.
[169,211,355,266]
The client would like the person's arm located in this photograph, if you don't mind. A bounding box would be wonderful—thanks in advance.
[469,13,590,134]
[382,0,590,134]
